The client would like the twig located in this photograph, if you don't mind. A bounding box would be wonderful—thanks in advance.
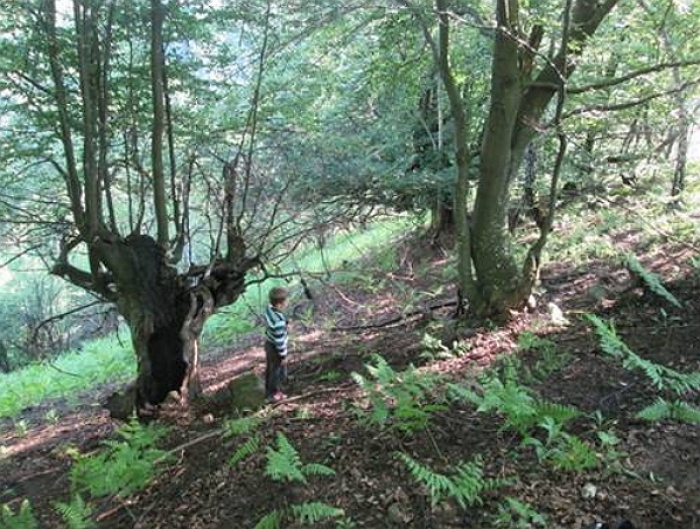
[270,384,355,408]
[154,429,224,464]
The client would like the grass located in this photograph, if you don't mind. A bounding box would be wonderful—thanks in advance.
[0,334,134,420]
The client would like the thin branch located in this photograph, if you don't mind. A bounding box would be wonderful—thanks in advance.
[560,78,700,121]
[567,58,700,94]
[0,245,43,269]
[31,300,106,343]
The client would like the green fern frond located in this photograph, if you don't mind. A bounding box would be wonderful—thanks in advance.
[637,398,700,424]
[585,315,630,358]
[291,502,345,524]
[229,434,261,467]
[54,495,95,529]
[637,398,672,421]
[450,459,493,508]
[397,452,454,507]
[397,452,499,509]
[626,254,682,308]
[588,316,700,395]
[1,499,39,529]
[532,402,581,425]
[70,421,170,499]
[673,401,700,424]
[352,354,445,433]
[265,433,306,483]
[302,463,336,477]
[550,435,598,471]
[223,416,262,438]
[446,383,481,405]
[253,509,282,529]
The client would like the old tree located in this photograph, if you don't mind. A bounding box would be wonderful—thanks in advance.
[0,0,291,414]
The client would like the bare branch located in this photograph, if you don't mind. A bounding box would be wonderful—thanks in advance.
[560,78,700,121]
[566,59,700,94]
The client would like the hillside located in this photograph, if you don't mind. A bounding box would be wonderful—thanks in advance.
[1,229,700,528]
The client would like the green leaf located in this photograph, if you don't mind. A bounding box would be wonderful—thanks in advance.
[253,510,282,529]
[291,502,345,524]
[626,254,682,308]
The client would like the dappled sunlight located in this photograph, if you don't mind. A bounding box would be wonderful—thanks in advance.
[0,411,112,459]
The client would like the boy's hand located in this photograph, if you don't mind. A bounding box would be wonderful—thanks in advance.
[280,357,287,365]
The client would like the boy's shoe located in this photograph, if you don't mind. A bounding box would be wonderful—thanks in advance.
[272,391,287,402]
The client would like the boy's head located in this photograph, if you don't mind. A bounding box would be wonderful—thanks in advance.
[269,287,289,309]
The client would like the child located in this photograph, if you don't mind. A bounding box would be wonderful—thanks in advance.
[264,287,289,402]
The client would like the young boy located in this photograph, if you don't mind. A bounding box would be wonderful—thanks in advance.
[264,287,289,402]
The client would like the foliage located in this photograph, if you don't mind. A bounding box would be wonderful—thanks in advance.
[229,435,262,467]
[495,497,547,528]
[625,254,682,308]
[587,315,700,393]
[223,416,263,437]
[69,421,170,499]
[396,452,503,509]
[522,418,598,472]
[450,373,581,437]
[290,502,345,524]
[352,354,445,433]
[255,433,344,528]
[264,433,335,484]
[636,398,700,425]
[0,335,134,420]
[419,332,453,361]
[253,510,283,529]
[53,495,95,529]
[0,500,38,529]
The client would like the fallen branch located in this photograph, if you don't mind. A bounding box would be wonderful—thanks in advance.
[331,299,458,332]
[270,383,355,407]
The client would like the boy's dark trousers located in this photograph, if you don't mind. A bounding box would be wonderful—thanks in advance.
[265,341,286,397]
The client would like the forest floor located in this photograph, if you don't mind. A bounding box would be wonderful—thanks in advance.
[1,229,700,529]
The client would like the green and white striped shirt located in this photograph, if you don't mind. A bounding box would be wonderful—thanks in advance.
[264,305,288,358]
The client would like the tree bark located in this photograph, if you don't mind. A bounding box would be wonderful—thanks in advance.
[151,0,170,247]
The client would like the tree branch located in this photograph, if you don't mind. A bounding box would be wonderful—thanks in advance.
[560,78,700,120]
[566,59,700,94]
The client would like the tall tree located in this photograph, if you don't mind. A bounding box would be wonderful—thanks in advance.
[425,0,620,315]
[0,0,292,414]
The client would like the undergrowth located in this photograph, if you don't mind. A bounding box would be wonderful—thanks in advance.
[587,314,700,424]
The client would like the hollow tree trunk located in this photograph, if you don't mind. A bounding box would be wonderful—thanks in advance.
[96,235,245,415]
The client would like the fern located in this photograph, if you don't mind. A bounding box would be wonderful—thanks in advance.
[637,398,700,424]
[223,416,262,438]
[253,509,282,529]
[397,452,501,509]
[588,315,700,394]
[291,502,345,524]
[586,315,630,359]
[532,402,581,425]
[229,434,261,467]
[352,354,444,433]
[265,433,307,483]
[70,421,170,498]
[264,433,336,485]
[626,254,682,308]
[1,500,38,529]
[301,462,337,477]
[54,495,95,529]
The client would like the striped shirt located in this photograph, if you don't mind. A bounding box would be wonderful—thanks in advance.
[264,305,288,358]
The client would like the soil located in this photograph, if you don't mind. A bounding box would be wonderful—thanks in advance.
[1,235,700,529]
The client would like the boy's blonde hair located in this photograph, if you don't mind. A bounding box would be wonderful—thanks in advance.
[269,287,289,306]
